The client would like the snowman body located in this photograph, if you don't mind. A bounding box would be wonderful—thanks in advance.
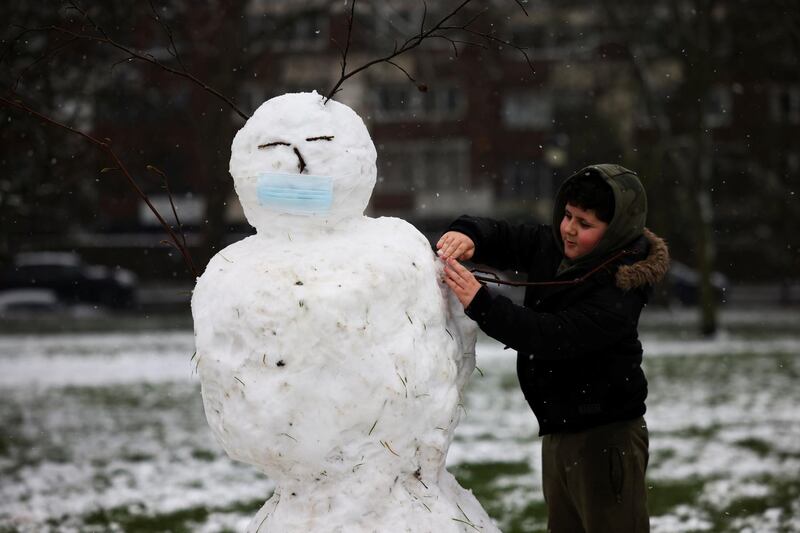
[192,92,499,532]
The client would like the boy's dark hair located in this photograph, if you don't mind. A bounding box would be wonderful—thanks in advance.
[560,174,615,223]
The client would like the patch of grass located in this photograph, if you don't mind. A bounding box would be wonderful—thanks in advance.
[91,472,113,491]
[83,498,264,533]
[734,437,772,457]
[501,501,548,533]
[63,386,144,409]
[191,449,217,462]
[773,355,800,379]
[0,432,22,460]
[85,505,208,533]
[649,447,677,468]
[121,452,154,463]
[647,478,705,516]
[452,461,543,532]
[0,312,193,335]
[669,424,722,439]
[0,401,27,460]
[453,461,532,484]
[65,383,195,411]
[497,374,520,391]
[709,478,800,531]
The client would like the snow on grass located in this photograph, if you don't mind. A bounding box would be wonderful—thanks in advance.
[1,316,799,532]
[0,332,194,387]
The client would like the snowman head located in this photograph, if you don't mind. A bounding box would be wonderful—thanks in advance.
[230,92,377,232]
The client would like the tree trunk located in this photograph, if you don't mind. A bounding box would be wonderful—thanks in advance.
[694,150,718,336]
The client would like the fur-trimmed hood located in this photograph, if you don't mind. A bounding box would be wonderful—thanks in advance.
[616,228,670,291]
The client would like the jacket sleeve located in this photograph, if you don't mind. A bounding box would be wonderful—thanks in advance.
[448,215,550,272]
[465,284,644,359]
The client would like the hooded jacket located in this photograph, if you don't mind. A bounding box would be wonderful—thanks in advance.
[448,165,669,435]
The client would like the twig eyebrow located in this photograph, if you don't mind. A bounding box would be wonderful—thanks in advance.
[306,136,334,141]
[258,141,291,149]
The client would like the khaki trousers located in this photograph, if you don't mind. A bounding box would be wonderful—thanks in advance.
[541,417,650,533]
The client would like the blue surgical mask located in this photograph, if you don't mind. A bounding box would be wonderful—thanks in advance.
[257,172,334,215]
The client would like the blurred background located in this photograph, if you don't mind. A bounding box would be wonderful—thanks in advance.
[1,1,799,532]
[1,0,798,332]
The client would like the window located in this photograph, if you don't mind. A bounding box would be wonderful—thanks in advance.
[501,160,554,200]
[373,85,465,122]
[503,90,553,130]
[787,152,799,175]
[139,194,205,227]
[511,23,551,49]
[260,11,328,51]
[771,85,800,124]
[372,4,424,37]
[704,85,733,128]
[376,139,470,193]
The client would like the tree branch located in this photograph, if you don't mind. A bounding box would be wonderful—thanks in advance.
[147,0,188,73]
[0,93,199,278]
[147,164,189,253]
[10,36,80,91]
[440,24,535,72]
[325,0,534,102]
[385,60,425,90]
[334,0,358,96]
[512,0,529,17]
[11,1,249,120]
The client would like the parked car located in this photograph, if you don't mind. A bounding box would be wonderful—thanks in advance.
[0,288,63,314]
[667,261,729,306]
[0,252,138,309]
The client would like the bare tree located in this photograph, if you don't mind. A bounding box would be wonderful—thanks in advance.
[598,0,784,335]
[2,0,534,279]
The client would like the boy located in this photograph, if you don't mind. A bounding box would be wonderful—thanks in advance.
[438,164,669,533]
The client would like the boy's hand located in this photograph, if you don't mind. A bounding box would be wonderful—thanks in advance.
[436,231,475,261]
[443,257,482,308]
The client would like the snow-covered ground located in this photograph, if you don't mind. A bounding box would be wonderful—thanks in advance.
[1,311,799,532]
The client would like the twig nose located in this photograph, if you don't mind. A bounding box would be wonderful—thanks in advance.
[293,147,307,174]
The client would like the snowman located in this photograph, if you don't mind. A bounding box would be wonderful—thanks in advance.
[192,92,500,532]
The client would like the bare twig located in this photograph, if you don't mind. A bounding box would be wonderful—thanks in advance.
[385,60,424,89]
[381,440,400,457]
[325,0,534,101]
[439,23,535,72]
[293,147,307,173]
[61,24,248,119]
[337,0,357,87]
[451,517,481,532]
[147,0,187,72]
[12,1,249,120]
[259,141,291,148]
[9,36,80,91]
[147,164,188,253]
[0,93,199,278]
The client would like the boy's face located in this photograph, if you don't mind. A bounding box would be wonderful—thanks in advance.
[559,203,609,259]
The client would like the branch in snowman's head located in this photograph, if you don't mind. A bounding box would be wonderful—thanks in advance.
[324,0,534,103]
[258,136,335,174]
